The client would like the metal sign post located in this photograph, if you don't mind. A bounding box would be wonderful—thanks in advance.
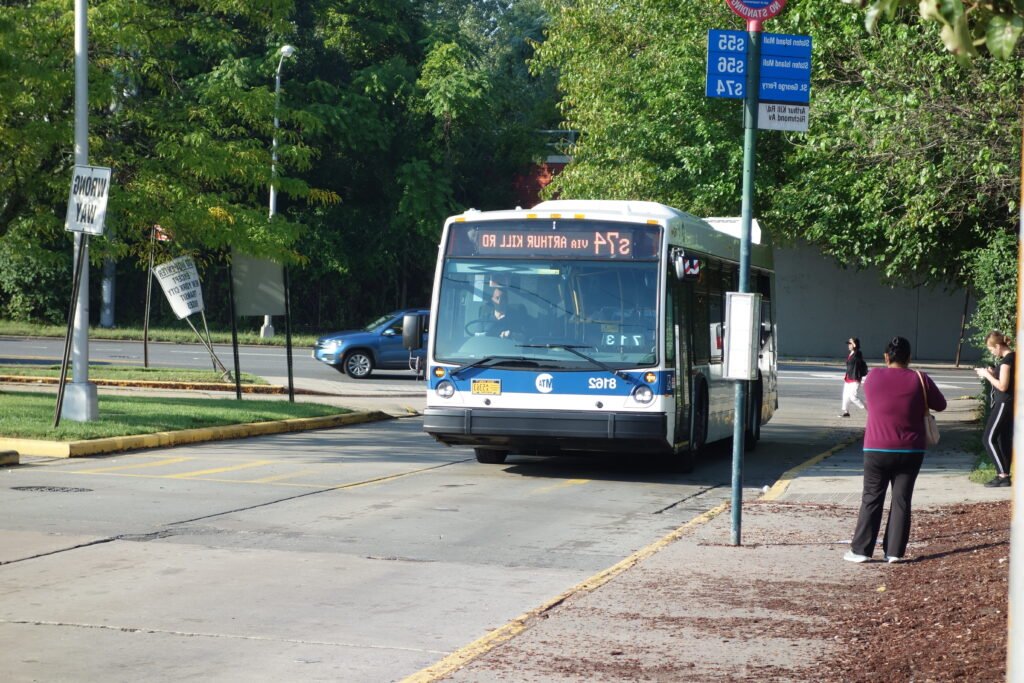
[61,163,111,422]
[716,0,787,546]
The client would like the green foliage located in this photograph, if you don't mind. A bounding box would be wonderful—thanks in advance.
[535,0,1021,297]
[851,0,1024,62]
[0,229,70,322]
[0,0,560,331]
[966,229,1018,345]
[772,3,1022,286]
[838,0,1022,345]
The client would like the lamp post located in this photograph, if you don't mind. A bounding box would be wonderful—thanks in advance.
[259,44,296,339]
[63,0,99,421]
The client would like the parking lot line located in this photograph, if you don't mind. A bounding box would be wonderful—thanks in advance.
[74,456,195,474]
[532,478,591,495]
[166,460,277,479]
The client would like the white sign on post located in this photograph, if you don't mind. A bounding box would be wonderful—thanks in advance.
[723,292,763,381]
[64,165,112,236]
[758,102,809,132]
[153,256,205,319]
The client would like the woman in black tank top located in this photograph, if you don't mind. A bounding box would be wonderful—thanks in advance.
[976,331,1014,487]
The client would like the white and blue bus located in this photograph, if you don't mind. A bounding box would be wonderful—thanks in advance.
[406,200,777,469]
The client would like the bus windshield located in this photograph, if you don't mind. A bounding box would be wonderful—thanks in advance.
[434,258,659,370]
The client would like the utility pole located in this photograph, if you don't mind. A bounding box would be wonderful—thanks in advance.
[63,0,99,422]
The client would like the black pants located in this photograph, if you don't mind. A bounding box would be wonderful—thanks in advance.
[982,400,1013,476]
[850,451,925,559]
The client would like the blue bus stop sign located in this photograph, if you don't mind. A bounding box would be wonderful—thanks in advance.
[706,30,748,99]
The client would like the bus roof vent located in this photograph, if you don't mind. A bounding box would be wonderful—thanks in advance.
[532,199,682,220]
[703,217,763,245]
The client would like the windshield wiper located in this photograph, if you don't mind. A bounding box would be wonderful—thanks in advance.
[517,344,640,386]
[450,355,539,378]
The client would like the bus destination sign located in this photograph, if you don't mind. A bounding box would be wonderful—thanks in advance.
[447,221,661,260]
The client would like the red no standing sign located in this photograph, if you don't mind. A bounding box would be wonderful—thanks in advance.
[725,0,786,28]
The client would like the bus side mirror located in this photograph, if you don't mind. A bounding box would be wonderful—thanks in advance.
[672,250,687,281]
[403,314,423,351]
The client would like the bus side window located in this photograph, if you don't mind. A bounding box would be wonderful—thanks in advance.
[707,263,724,362]
[756,273,772,347]
[692,284,710,363]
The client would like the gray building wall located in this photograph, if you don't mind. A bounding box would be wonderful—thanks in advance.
[774,243,977,363]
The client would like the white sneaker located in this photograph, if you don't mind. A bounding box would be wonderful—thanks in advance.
[885,556,903,563]
[844,550,870,563]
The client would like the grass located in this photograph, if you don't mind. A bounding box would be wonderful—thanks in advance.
[961,395,1001,483]
[0,364,267,385]
[0,319,320,348]
[0,390,349,441]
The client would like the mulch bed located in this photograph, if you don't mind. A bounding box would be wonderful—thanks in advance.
[806,500,1011,682]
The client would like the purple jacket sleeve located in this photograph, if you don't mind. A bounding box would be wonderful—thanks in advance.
[924,373,947,412]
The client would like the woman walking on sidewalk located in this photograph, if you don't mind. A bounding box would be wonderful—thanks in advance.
[844,336,947,564]
[975,330,1014,487]
[839,337,867,417]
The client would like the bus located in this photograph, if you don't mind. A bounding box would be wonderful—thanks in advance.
[406,200,777,469]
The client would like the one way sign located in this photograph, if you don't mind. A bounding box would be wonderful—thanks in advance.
[64,164,112,236]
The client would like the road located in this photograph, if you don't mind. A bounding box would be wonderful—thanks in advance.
[0,337,981,397]
[0,336,421,390]
[0,346,982,680]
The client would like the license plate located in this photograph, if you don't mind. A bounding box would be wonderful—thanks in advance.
[471,379,502,395]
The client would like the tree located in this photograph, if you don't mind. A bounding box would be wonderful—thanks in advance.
[533,0,1021,306]
[282,0,558,326]
[533,0,750,213]
[772,3,1021,289]
[0,0,560,330]
[840,0,1023,341]
[845,0,1024,60]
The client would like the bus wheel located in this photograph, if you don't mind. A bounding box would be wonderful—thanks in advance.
[745,380,763,451]
[474,448,508,464]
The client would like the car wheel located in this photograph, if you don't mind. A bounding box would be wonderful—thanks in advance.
[343,351,374,379]
[474,448,508,464]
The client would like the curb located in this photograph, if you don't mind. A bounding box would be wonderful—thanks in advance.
[0,411,392,459]
[0,376,424,398]
[401,439,852,683]
[759,436,859,501]
[401,501,731,683]
[0,375,322,395]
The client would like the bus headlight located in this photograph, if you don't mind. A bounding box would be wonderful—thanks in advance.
[632,385,654,404]
[436,380,456,399]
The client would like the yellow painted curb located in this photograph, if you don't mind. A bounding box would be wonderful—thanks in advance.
[760,436,859,501]
[401,501,730,683]
[0,411,391,458]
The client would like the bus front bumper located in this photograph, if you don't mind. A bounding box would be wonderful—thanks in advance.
[423,407,668,453]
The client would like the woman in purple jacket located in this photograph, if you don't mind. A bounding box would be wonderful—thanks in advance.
[844,336,947,564]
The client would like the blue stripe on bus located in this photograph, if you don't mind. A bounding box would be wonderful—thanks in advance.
[428,367,673,396]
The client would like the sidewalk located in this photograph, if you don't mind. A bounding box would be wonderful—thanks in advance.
[421,404,1011,682]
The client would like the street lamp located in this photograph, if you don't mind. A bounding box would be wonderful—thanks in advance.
[260,44,296,339]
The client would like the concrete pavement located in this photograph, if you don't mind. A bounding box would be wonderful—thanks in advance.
[410,399,1010,682]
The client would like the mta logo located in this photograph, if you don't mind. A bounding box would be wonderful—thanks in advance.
[535,373,554,394]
